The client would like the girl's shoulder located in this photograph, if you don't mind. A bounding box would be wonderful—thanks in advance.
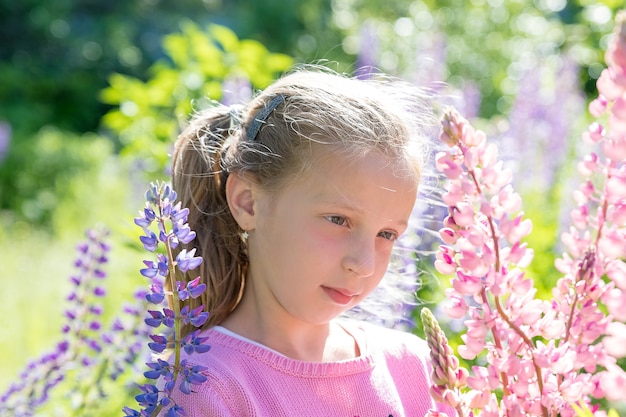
[345,319,426,344]
[341,319,430,361]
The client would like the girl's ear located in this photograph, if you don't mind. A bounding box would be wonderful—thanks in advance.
[226,172,258,231]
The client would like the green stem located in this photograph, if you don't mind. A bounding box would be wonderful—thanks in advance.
[150,203,183,417]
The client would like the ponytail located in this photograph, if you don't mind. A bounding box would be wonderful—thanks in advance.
[171,106,247,336]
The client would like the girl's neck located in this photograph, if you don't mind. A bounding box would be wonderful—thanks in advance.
[220,308,359,362]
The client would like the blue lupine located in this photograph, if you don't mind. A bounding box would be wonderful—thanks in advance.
[135,383,160,409]
[148,335,169,353]
[124,180,211,417]
[140,231,159,252]
[175,248,202,273]
[178,278,206,301]
[177,360,208,394]
[140,260,160,278]
[146,285,166,304]
[143,310,163,327]
[141,255,169,279]
[189,305,209,327]
[173,221,196,244]
[165,404,186,417]
[171,204,190,222]
[178,305,209,328]
[144,359,174,380]
[182,331,211,355]
[122,406,142,417]
[186,277,206,298]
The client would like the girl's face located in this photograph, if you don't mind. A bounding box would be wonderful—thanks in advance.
[246,150,419,326]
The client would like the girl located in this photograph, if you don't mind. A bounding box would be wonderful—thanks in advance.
[170,67,447,416]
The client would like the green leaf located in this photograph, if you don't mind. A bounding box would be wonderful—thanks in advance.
[163,33,190,69]
[209,24,240,52]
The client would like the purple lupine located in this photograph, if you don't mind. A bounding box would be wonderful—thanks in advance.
[0,342,68,417]
[0,229,111,415]
[0,228,155,416]
[458,81,481,121]
[0,121,11,162]
[124,180,210,417]
[0,228,150,416]
[409,31,447,89]
[221,75,252,106]
[498,56,586,195]
[102,289,152,382]
[355,21,379,80]
[64,229,111,361]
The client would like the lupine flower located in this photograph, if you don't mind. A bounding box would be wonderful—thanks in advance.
[355,21,379,80]
[498,56,586,196]
[221,75,252,106]
[104,291,152,382]
[421,307,479,416]
[425,13,626,415]
[0,228,150,417]
[0,120,11,161]
[124,180,211,417]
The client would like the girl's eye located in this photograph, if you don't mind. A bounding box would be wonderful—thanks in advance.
[377,230,397,241]
[326,215,348,226]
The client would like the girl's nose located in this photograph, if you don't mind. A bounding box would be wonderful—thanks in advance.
[342,235,376,277]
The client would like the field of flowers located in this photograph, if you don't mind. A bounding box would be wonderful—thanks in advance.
[2,2,626,416]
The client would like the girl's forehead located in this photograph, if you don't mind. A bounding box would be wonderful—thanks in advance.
[291,150,419,197]
[308,148,418,185]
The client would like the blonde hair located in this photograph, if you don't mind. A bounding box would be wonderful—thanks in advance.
[171,67,433,336]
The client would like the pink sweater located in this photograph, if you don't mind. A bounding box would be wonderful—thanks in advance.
[170,321,449,417]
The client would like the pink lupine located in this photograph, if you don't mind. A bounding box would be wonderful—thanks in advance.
[443,288,468,319]
[598,364,626,402]
[603,288,626,320]
[602,322,626,357]
[606,259,626,289]
[422,10,626,417]
[421,307,488,416]
[435,245,459,275]
[432,107,554,415]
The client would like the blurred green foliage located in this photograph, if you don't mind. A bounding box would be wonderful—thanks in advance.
[330,0,623,116]
[0,128,114,226]
[0,0,334,228]
[100,22,293,177]
[0,0,331,137]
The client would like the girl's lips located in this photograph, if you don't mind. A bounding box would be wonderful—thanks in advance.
[322,286,357,305]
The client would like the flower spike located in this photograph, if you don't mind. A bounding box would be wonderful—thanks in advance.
[124,181,211,417]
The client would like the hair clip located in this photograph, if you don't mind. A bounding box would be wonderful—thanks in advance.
[245,94,286,141]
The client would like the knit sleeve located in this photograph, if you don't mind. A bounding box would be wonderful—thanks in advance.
[167,380,238,417]
[361,322,458,416]
[168,357,269,417]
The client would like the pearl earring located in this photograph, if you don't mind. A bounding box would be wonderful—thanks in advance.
[241,230,249,240]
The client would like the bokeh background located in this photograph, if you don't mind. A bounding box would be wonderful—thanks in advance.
[1,0,624,414]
